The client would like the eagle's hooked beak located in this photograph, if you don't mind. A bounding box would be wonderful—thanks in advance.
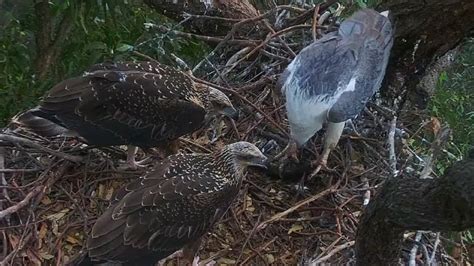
[248,154,269,170]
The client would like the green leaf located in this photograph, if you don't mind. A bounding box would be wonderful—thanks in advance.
[116,43,134,52]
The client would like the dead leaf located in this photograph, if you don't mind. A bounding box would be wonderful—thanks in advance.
[104,186,114,201]
[41,195,52,205]
[430,117,441,135]
[265,254,275,264]
[288,224,304,234]
[38,251,54,260]
[26,249,42,265]
[46,208,69,222]
[217,258,236,264]
[8,233,20,249]
[38,223,48,240]
[66,235,80,245]
[351,164,365,174]
[98,184,105,199]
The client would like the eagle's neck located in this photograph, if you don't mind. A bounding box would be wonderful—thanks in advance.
[214,148,246,184]
[193,82,213,111]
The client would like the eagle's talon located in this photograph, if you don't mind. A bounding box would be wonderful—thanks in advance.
[295,177,309,197]
[119,158,148,170]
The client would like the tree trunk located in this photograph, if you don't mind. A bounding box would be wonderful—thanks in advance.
[355,152,474,265]
[379,0,474,109]
[34,0,74,81]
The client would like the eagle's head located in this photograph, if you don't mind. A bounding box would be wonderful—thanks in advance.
[225,141,268,169]
[207,87,239,120]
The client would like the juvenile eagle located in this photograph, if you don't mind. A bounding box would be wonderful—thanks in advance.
[279,9,394,172]
[13,61,237,168]
[76,141,267,265]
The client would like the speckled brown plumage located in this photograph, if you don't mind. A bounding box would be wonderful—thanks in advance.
[81,142,267,265]
[15,61,234,149]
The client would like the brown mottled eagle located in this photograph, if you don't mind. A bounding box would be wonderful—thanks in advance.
[13,61,238,168]
[74,141,267,265]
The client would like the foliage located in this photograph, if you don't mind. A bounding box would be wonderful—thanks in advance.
[0,0,210,126]
[429,38,474,167]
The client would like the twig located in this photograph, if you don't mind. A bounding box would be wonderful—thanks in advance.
[236,214,262,264]
[1,231,6,260]
[151,24,258,46]
[180,138,212,153]
[419,126,451,179]
[183,13,242,22]
[256,186,337,230]
[191,77,289,136]
[0,185,44,219]
[309,241,355,265]
[409,231,423,266]
[311,4,320,41]
[262,20,296,58]
[361,175,371,206]
[58,185,88,232]
[0,168,42,173]
[388,116,398,177]
[240,237,277,265]
[0,233,33,266]
[0,134,82,163]
[0,148,8,202]
[132,50,158,62]
[223,24,312,75]
[193,10,275,72]
[428,233,441,264]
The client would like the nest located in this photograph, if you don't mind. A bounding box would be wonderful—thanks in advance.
[0,2,464,265]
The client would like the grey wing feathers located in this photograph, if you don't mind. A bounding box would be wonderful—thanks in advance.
[284,33,358,99]
[328,9,394,123]
[87,154,234,262]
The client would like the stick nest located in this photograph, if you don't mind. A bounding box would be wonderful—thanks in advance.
[0,2,464,265]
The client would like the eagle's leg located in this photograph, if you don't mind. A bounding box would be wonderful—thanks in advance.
[124,145,147,169]
[181,238,216,266]
[309,121,345,178]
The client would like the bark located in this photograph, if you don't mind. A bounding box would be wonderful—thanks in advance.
[355,152,474,265]
[34,0,74,81]
[143,0,259,35]
[379,0,474,109]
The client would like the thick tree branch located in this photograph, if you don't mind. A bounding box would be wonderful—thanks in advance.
[355,152,474,265]
[379,0,474,109]
[143,0,259,35]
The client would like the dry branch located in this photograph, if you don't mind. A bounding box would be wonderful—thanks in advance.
[0,134,82,163]
[0,185,44,219]
[256,185,338,231]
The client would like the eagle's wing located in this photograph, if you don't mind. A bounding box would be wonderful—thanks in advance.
[280,33,359,101]
[328,11,393,123]
[36,67,206,146]
[327,42,387,123]
[87,61,184,78]
[88,154,234,262]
